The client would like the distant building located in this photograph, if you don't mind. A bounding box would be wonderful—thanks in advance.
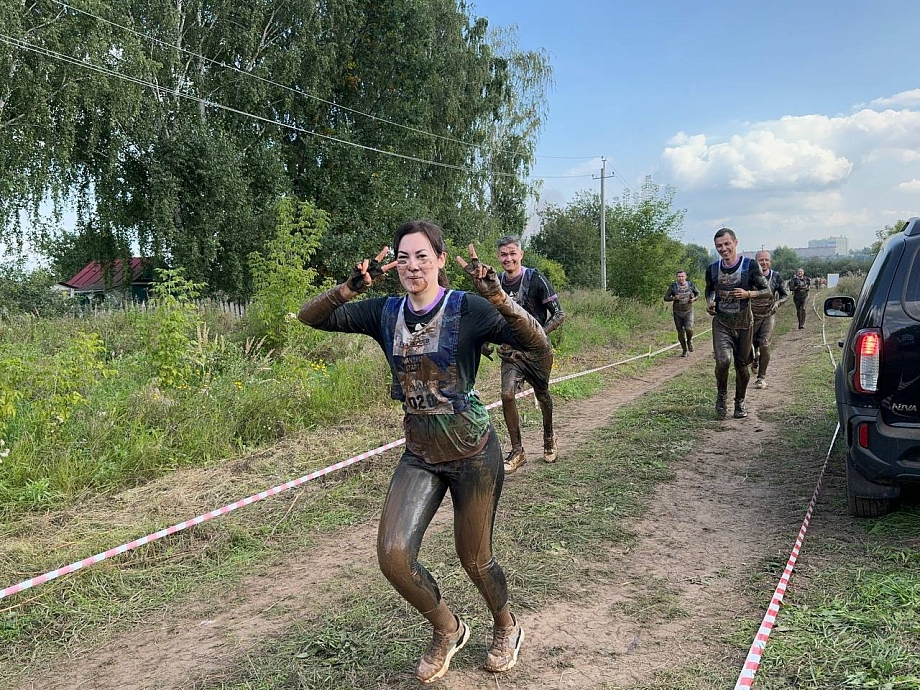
[793,236,849,259]
[54,258,154,304]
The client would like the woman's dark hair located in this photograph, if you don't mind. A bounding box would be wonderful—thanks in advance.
[393,219,450,287]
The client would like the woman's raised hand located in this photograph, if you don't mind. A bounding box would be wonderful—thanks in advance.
[456,243,501,299]
[347,246,399,292]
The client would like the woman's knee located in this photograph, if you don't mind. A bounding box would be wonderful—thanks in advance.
[377,534,415,584]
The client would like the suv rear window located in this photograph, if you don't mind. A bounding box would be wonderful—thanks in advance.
[903,243,920,321]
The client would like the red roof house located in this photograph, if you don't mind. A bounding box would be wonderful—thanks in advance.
[58,258,154,302]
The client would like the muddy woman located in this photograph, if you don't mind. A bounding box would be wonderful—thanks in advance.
[297,220,550,683]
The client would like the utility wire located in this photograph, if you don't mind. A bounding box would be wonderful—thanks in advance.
[1,32,521,177]
[52,0,597,163]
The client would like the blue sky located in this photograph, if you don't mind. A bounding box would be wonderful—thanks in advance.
[472,0,920,253]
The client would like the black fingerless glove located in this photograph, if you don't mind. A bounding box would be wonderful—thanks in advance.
[346,259,386,293]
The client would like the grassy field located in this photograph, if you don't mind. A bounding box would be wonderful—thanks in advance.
[6,288,916,690]
[0,289,687,674]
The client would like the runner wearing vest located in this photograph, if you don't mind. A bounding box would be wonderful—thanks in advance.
[663,270,700,356]
[298,221,550,683]
[750,250,789,389]
[704,228,772,419]
[492,235,564,474]
[789,268,811,329]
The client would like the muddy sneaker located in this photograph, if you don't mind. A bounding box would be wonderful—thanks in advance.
[543,434,558,463]
[687,341,694,352]
[733,399,748,418]
[483,615,524,673]
[754,377,767,389]
[503,449,527,474]
[680,347,688,357]
[715,393,728,419]
[415,617,471,684]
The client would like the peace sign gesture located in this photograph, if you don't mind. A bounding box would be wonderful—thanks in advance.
[347,246,399,293]
[456,243,502,299]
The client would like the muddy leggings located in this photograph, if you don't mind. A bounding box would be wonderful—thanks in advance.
[500,355,554,451]
[794,294,807,327]
[673,311,695,350]
[377,429,508,625]
[713,318,753,401]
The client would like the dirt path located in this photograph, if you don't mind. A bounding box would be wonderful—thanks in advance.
[11,326,826,690]
[474,326,821,689]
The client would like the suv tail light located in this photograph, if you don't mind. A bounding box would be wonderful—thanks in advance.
[854,329,881,393]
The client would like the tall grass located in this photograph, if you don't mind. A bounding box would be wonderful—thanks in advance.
[0,289,679,516]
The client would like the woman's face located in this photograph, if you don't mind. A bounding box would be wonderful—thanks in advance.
[395,232,446,296]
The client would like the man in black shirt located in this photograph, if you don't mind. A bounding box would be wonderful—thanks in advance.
[705,229,772,419]
[789,268,811,329]
[493,236,565,473]
[750,250,788,389]
[663,270,700,356]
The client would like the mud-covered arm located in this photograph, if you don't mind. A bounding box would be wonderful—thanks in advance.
[457,246,550,354]
[663,284,676,302]
[690,282,701,300]
[774,275,789,304]
[746,263,772,300]
[297,283,360,327]
[298,249,393,332]
[543,298,566,334]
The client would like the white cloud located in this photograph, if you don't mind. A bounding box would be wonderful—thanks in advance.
[895,179,920,192]
[661,130,852,192]
[659,90,920,252]
[661,105,920,193]
[870,89,920,108]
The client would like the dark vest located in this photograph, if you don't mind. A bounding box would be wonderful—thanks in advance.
[380,290,471,413]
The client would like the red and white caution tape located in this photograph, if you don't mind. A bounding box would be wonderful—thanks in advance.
[735,306,840,688]
[0,438,405,601]
[0,329,707,601]
[734,423,839,689]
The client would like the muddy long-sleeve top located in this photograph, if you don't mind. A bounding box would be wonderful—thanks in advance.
[663,280,700,315]
[499,267,566,334]
[298,283,550,463]
[789,274,811,297]
[705,257,772,329]
[750,269,789,317]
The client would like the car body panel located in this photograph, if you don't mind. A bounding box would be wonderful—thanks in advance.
[827,217,920,514]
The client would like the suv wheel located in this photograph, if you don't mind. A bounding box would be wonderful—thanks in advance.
[845,458,892,518]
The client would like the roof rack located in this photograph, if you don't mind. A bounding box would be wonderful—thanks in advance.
[903,217,920,237]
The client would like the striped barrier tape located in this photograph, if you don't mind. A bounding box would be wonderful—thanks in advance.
[0,328,709,602]
[734,423,840,689]
[0,438,405,601]
[734,297,840,688]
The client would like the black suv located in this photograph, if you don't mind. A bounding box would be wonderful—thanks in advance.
[824,217,920,517]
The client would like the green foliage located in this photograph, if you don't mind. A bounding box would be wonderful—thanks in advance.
[681,243,711,281]
[524,251,568,290]
[147,268,205,388]
[606,179,686,301]
[532,178,687,301]
[770,245,801,278]
[2,1,551,296]
[530,191,603,289]
[248,198,330,349]
[871,219,907,256]
[0,263,74,317]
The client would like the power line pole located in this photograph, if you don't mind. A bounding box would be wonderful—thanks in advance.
[593,157,615,291]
